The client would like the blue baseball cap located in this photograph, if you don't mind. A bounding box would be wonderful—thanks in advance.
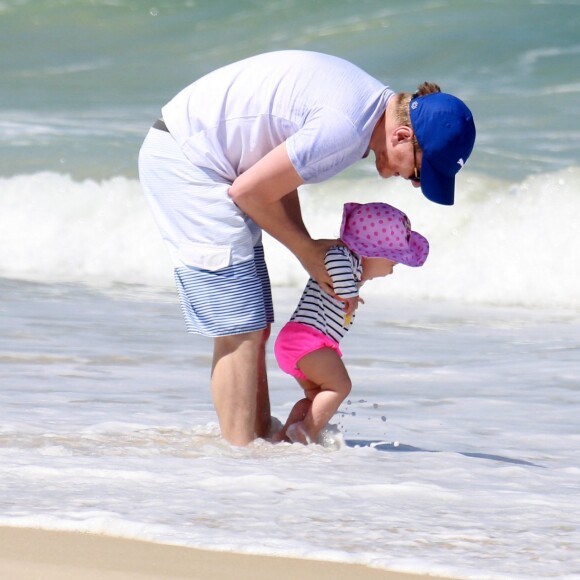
[410,92,476,205]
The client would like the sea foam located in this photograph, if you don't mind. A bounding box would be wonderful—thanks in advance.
[2,167,579,309]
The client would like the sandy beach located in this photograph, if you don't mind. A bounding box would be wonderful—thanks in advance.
[0,526,455,580]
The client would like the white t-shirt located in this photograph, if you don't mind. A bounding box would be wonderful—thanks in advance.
[162,50,393,184]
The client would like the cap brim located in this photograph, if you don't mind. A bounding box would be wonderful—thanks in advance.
[420,157,455,206]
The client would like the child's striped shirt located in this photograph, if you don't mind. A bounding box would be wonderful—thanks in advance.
[289,246,362,343]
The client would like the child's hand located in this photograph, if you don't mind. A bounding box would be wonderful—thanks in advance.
[342,297,360,327]
[341,296,360,316]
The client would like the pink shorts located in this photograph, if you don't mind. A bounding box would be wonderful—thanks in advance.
[274,322,343,381]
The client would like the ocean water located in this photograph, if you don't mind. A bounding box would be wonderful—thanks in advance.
[1,0,580,578]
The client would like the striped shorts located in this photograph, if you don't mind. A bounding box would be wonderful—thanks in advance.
[174,245,274,337]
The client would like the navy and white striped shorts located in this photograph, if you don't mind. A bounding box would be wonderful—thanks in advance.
[174,244,274,337]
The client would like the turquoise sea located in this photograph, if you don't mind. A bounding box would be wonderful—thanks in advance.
[1,1,580,578]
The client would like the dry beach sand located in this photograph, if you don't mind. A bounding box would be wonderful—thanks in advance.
[0,526,455,580]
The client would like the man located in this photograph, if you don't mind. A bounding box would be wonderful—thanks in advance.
[138,50,475,446]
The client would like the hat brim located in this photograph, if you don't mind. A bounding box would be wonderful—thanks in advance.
[341,230,429,267]
[420,156,455,206]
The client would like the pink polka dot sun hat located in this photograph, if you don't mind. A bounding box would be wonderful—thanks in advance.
[339,202,429,267]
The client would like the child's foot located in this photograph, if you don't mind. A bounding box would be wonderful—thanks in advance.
[317,423,344,450]
[264,416,283,440]
[269,429,287,443]
[286,421,312,445]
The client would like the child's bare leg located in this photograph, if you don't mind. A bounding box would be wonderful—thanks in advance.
[294,347,351,443]
[284,397,312,431]
[271,397,312,442]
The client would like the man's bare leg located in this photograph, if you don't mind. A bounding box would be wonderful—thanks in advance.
[211,329,266,446]
[254,325,272,438]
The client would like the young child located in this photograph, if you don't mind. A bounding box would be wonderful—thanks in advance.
[273,202,429,445]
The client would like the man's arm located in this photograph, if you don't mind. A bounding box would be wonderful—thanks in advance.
[228,142,338,294]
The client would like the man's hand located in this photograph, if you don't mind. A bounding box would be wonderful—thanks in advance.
[298,238,343,295]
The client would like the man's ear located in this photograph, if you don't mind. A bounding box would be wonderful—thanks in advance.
[391,125,414,145]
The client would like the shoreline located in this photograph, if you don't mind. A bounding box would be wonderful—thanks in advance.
[0,526,455,580]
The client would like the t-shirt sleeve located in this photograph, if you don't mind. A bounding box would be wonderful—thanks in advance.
[286,111,363,184]
[324,247,359,298]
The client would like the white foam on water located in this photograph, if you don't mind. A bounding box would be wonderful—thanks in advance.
[2,167,580,310]
[1,283,578,579]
